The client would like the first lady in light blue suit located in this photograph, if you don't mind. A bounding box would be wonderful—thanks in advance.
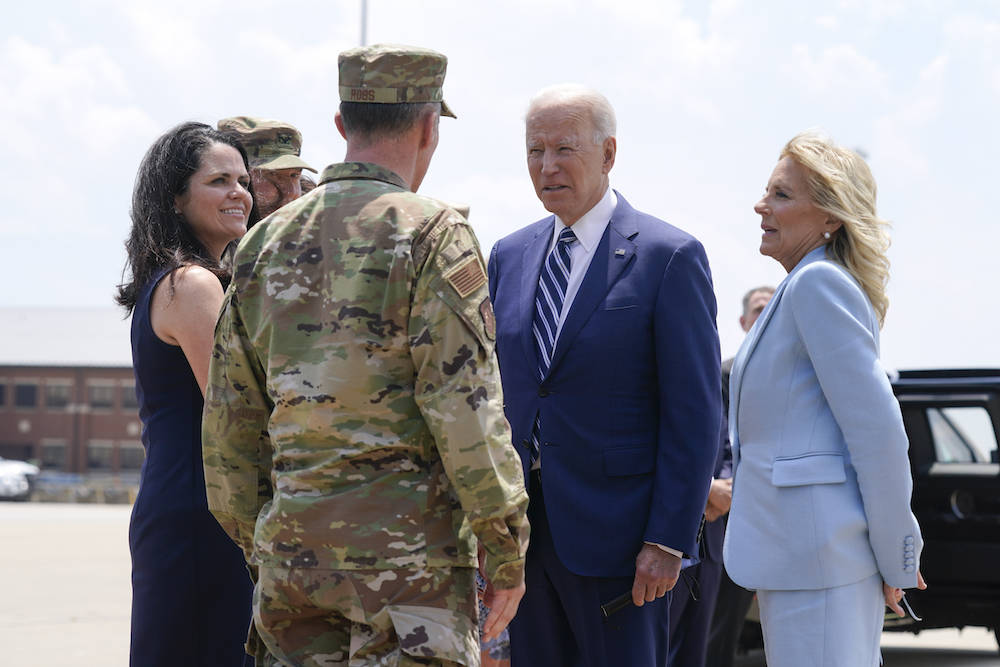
[724,132,926,666]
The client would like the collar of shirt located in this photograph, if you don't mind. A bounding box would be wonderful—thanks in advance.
[544,185,617,343]
[548,186,618,253]
[319,162,408,190]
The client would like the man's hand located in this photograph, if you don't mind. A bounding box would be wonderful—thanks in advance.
[632,544,681,607]
[705,478,733,522]
[482,582,525,641]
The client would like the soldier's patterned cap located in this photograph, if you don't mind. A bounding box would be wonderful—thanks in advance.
[217,116,317,172]
[338,44,456,118]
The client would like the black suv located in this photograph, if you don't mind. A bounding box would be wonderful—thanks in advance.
[735,368,1000,656]
[885,368,1000,648]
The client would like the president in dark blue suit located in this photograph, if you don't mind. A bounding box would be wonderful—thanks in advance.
[488,84,722,666]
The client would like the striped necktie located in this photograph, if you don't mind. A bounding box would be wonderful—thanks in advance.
[529,226,576,462]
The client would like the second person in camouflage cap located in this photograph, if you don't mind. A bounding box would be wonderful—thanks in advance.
[218,116,316,218]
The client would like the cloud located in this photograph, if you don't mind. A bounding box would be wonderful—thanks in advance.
[786,43,889,103]
[610,0,738,68]
[234,30,352,92]
[944,14,1000,95]
[816,15,840,30]
[0,35,158,242]
[0,37,154,159]
[835,0,915,21]
[118,4,207,71]
[870,61,944,185]
[709,0,744,20]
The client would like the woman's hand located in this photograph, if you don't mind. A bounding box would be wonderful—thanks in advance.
[883,570,927,616]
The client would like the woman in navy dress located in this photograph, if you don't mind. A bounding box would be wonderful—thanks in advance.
[116,122,259,666]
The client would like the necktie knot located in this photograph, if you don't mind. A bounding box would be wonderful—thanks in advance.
[558,227,577,246]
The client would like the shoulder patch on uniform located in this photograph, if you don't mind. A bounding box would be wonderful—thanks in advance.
[480,297,496,340]
[444,256,487,298]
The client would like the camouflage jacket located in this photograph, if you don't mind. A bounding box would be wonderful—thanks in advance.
[203,162,529,589]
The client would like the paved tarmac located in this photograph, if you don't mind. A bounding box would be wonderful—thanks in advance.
[1,503,131,665]
[1,503,997,666]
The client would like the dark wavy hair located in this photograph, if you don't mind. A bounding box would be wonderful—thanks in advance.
[116,121,260,314]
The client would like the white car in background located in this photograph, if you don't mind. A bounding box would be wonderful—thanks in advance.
[0,457,39,501]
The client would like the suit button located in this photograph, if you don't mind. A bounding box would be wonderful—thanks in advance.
[538,388,549,397]
[904,536,914,545]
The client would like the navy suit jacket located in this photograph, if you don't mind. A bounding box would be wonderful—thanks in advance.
[488,192,721,578]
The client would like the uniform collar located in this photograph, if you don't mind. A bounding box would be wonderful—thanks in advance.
[318,162,408,190]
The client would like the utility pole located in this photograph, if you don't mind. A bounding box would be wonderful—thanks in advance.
[361,0,368,46]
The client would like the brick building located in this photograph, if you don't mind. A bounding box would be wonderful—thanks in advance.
[0,307,142,475]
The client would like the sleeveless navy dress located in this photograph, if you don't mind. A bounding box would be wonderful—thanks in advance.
[128,268,254,666]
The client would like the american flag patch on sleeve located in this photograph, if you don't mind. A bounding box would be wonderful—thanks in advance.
[444,256,487,298]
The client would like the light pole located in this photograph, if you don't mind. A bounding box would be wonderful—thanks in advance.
[361,0,368,46]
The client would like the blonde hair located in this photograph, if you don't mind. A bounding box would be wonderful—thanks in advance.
[781,131,892,326]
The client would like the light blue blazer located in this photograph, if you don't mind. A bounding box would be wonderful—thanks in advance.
[723,247,922,591]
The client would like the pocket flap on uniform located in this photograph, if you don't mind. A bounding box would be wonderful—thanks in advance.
[604,446,655,477]
[387,604,477,665]
[771,453,846,487]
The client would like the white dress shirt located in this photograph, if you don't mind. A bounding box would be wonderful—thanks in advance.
[542,187,684,559]
[546,187,617,340]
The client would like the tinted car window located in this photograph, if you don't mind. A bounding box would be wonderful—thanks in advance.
[926,406,998,464]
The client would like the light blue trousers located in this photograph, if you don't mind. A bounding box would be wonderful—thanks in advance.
[757,572,884,667]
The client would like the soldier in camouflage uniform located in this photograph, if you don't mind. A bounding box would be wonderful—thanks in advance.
[218,116,317,217]
[203,44,529,667]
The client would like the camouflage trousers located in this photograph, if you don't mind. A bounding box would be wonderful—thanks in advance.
[254,565,480,667]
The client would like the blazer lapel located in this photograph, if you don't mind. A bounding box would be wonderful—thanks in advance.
[519,218,553,380]
[730,282,784,403]
[729,278,786,469]
[729,246,829,462]
[546,194,637,376]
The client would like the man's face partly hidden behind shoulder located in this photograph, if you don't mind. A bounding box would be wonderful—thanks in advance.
[525,103,613,226]
[252,167,304,217]
[740,290,773,332]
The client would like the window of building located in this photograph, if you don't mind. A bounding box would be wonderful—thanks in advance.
[88,383,115,410]
[40,439,68,470]
[87,440,114,471]
[119,441,145,470]
[0,443,33,461]
[121,382,139,410]
[0,382,6,406]
[14,383,38,409]
[45,382,72,410]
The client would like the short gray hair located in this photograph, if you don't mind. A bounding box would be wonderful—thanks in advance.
[526,84,617,144]
[741,286,775,317]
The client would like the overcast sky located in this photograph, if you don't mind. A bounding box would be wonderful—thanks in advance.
[2,0,997,368]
